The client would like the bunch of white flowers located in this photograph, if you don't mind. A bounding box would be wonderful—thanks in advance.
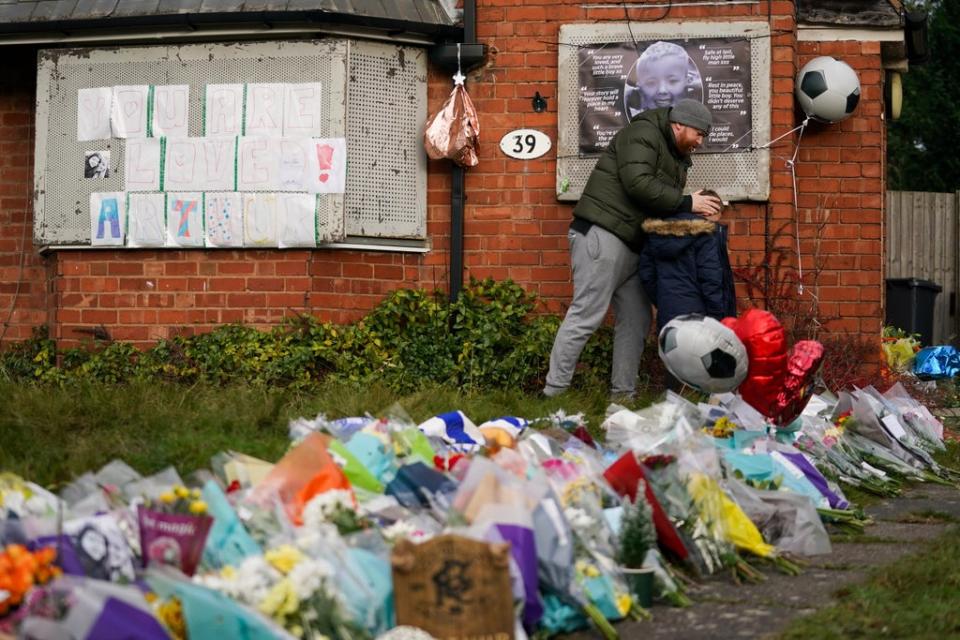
[380,519,434,544]
[196,555,280,605]
[563,506,594,531]
[302,489,355,529]
[288,557,335,600]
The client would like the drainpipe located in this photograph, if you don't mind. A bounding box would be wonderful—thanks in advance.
[449,0,476,302]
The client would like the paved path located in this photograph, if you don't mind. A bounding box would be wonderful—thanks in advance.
[567,483,960,639]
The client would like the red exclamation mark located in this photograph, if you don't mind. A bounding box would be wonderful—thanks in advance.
[316,144,334,183]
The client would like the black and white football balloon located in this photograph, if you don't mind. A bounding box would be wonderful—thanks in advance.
[795,56,861,123]
[658,314,748,393]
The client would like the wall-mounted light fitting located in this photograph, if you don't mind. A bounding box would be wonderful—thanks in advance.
[532,91,547,113]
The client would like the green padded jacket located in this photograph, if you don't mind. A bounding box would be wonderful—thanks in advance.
[573,107,692,250]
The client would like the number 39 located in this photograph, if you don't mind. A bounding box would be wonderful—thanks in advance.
[499,129,551,159]
[512,134,537,154]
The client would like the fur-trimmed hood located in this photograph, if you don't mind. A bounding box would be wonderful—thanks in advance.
[641,216,716,237]
[641,214,718,260]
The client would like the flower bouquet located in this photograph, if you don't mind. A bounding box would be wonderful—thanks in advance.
[0,544,60,617]
[545,462,634,638]
[196,545,370,639]
[796,412,903,498]
[138,485,213,576]
[704,416,737,440]
[881,326,921,373]
[149,593,187,640]
[0,474,59,522]
[6,575,170,639]
[301,489,369,536]
[639,453,722,576]
[687,473,802,577]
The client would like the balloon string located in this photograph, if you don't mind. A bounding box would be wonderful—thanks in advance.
[781,118,821,334]
[765,118,809,151]
[453,43,466,86]
[784,118,808,296]
[719,117,810,154]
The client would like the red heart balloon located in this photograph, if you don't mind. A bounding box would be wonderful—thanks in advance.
[725,309,788,420]
[771,340,825,425]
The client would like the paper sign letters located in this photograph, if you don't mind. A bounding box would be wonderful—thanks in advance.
[85,81,339,248]
[90,192,126,246]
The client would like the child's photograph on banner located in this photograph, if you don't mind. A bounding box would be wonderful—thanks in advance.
[578,37,752,154]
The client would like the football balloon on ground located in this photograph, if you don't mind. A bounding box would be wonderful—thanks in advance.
[658,314,749,393]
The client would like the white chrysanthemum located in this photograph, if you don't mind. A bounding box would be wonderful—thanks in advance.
[287,558,333,600]
[295,523,341,554]
[377,626,437,640]
[231,555,283,604]
[1,491,25,516]
[301,489,354,529]
[381,520,433,544]
[563,506,593,531]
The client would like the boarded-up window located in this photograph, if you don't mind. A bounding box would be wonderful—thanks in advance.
[33,38,427,248]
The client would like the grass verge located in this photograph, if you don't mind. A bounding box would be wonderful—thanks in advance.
[0,380,659,487]
[779,524,960,639]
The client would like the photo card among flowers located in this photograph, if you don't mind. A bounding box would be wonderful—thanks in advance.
[138,485,213,576]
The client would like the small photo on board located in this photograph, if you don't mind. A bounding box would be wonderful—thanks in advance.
[84,150,110,179]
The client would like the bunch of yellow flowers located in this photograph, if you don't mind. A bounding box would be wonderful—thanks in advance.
[152,485,208,516]
[705,416,737,439]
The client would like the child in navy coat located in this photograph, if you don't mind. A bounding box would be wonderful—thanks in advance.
[638,191,736,335]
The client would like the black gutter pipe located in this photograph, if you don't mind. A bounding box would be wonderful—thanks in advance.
[449,0,475,303]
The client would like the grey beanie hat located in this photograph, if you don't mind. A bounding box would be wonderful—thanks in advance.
[669,99,713,134]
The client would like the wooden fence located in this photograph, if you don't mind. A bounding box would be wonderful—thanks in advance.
[886,190,958,345]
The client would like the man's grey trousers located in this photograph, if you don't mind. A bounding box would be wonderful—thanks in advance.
[544,224,652,396]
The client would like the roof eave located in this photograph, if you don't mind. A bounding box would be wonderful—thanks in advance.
[0,10,461,45]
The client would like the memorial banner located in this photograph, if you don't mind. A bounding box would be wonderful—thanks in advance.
[578,37,752,154]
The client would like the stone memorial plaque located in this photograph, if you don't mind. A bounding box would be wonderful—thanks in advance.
[392,534,514,640]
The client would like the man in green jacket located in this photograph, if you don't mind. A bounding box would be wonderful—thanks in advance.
[543,99,722,399]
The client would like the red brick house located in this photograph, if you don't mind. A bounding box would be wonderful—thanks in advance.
[0,0,906,350]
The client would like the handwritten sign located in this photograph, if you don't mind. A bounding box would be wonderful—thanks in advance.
[499,129,551,160]
[127,193,166,247]
[237,137,346,193]
[111,85,150,139]
[246,83,286,136]
[243,192,279,247]
[152,85,190,138]
[77,87,113,141]
[163,138,236,191]
[90,192,126,246]
[125,139,162,191]
[205,84,244,137]
[392,535,514,640]
[205,192,244,248]
[284,82,323,136]
[278,193,318,248]
[166,192,204,247]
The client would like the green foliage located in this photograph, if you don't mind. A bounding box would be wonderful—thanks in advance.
[0,326,59,383]
[0,278,615,394]
[616,484,658,569]
[888,0,960,191]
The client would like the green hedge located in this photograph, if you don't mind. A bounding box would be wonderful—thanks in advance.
[0,279,615,393]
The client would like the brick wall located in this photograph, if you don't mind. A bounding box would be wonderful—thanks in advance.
[443,0,886,336]
[0,1,888,349]
[0,47,49,345]
[50,249,425,345]
[794,39,885,336]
